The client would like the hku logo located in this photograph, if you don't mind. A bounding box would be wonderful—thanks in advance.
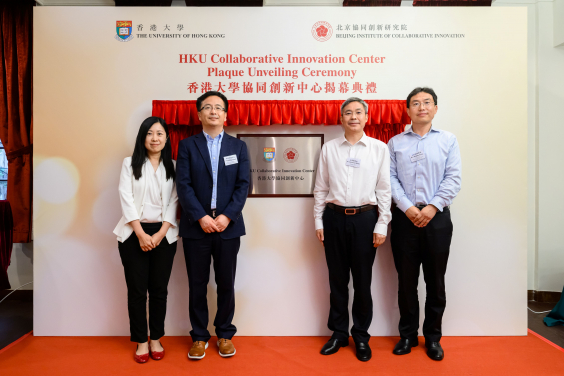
[115,21,133,42]
[312,21,332,42]
[264,148,275,162]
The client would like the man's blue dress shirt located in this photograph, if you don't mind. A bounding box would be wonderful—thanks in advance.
[203,130,224,210]
[388,126,461,212]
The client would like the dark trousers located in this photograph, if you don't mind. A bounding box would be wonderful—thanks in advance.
[323,206,378,344]
[183,233,240,342]
[118,222,177,343]
[391,207,453,342]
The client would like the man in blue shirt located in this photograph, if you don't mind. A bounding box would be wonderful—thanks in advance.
[176,91,250,360]
[388,87,461,361]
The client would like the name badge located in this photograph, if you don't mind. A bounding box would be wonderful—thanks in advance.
[410,151,426,163]
[224,155,238,166]
[346,158,361,168]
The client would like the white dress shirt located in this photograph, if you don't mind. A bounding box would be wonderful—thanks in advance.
[113,157,179,244]
[139,163,164,223]
[313,133,392,236]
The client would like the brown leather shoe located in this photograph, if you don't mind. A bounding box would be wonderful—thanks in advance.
[188,341,208,360]
[217,338,236,357]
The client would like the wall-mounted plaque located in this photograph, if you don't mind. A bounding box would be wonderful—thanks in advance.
[238,134,324,197]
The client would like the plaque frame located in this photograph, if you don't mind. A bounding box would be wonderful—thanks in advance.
[237,134,325,198]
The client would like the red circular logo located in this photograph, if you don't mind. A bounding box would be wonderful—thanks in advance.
[283,148,299,163]
[312,21,333,42]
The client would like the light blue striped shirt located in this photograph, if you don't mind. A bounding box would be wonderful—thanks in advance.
[203,130,224,210]
[388,126,461,212]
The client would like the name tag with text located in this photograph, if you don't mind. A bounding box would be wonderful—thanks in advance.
[410,151,426,163]
[224,155,238,166]
[346,158,361,168]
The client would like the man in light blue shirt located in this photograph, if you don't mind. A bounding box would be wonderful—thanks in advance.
[388,87,461,361]
[177,91,250,360]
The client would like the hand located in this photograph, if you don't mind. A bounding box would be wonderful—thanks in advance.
[413,205,438,228]
[214,215,231,232]
[405,206,421,223]
[137,232,155,252]
[373,233,386,248]
[151,231,166,247]
[316,229,324,244]
[198,215,220,233]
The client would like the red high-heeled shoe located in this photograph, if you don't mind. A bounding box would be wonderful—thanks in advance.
[134,345,150,364]
[149,342,165,360]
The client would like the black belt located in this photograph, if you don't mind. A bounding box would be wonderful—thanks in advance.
[210,209,217,218]
[415,204,449,212]
[326,203,377,215]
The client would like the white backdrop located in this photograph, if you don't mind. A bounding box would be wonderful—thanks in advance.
[33,7,527,336]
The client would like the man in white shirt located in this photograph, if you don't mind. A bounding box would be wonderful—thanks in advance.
[313,97,392,362]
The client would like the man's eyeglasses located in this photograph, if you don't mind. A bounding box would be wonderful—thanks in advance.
[343,110,365,117]
[410,101,435,109]
[200,105,226,113]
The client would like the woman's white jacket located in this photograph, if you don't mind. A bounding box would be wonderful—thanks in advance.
[113,157,179,243]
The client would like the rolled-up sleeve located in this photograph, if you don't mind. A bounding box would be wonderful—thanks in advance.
[163,180,179,227]
[118,158,140,224]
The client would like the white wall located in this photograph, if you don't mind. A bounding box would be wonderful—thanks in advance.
[536,1,564,292]
[493,0,539,291]
[554,0,564,47]
[493,0,564,293]
[33,7,527,337]
[14,0,559,305]
[498,0,564,293]
[268,0,564,296]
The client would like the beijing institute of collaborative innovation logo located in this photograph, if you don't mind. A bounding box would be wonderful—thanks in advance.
[115,21,133,42]
[283,148,299,163]
[312,21,333,42]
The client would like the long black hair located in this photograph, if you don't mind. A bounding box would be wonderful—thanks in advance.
[131,116,176,181]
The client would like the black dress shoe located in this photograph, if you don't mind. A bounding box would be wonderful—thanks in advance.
[355,342,372,362]
[393,338,419,355]
[320,338,349,355]
[426,342,444,361]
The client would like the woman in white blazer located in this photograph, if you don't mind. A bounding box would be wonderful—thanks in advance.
[113,116,178,364]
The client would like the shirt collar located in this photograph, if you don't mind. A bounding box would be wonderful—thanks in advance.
[144,159,164,172]
[405,125,439,137]
[340,132,368,146]
[203,130,224,142]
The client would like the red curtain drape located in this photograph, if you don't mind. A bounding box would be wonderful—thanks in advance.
[153,100,409,159]
[413,0,491,5]
[0,1,33,244]
[0,200,13,289]
[344,0,402,6]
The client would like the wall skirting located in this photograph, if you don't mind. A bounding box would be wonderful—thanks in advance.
[528,290,562,303]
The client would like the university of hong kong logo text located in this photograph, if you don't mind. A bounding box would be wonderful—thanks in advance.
[283,148,299,163]
[264,147,275,162]
[115,21,133,42]
[312,21,332,42]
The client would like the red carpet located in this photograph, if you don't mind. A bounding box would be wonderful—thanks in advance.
[1,332,564,375]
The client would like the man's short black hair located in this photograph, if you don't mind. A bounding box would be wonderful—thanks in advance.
[406,87,437,108]
[196,91,229,112]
